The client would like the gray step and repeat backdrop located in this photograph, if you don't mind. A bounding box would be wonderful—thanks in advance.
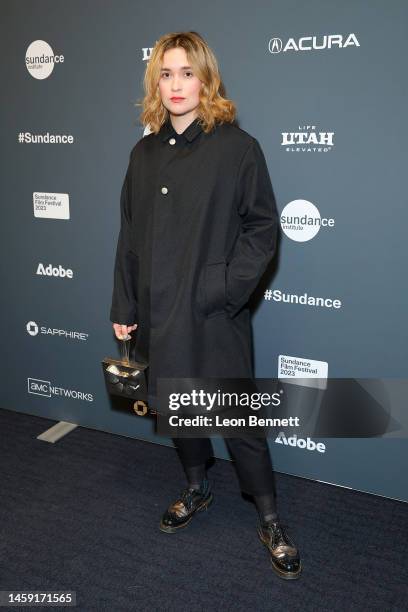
[2,0,407,502]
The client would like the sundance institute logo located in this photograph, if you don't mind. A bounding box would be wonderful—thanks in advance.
[25,40,64,79]
[280,200,335,242]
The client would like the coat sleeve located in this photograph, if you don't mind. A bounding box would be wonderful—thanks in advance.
[225,138,279,319]
[109,154,139,325]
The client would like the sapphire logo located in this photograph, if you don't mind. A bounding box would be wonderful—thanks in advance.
[26,321,39,336]
[26,321,89,341]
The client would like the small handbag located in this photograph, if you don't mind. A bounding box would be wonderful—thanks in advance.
[102,333,149,404]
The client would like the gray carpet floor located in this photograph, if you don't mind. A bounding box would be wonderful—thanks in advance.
[0,407,407,611]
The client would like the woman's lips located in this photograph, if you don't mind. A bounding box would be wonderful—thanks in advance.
[170,97,185,102]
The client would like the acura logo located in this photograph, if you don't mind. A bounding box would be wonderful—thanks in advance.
[269,38,283,53]
[268,33,360,53]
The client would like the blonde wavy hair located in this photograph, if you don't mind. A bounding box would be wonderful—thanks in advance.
[138,31,237,134]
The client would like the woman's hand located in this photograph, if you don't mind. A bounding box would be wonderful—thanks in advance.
[112,322,138,340]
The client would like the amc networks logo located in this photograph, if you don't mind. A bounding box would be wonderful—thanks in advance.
[28,378,51,397]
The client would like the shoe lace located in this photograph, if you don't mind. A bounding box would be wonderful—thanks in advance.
[179,487,197,510]
[179,479,209,510]
[266,521,292,547]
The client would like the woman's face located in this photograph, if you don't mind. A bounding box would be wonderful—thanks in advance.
[158,47,203,118]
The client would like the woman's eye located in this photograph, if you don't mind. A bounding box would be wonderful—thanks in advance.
[160,71,193,78]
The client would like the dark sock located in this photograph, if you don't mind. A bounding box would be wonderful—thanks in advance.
[254,492,278,525]
[185,463,207,490]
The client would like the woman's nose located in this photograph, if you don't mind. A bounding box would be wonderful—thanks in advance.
[171,76,181,90]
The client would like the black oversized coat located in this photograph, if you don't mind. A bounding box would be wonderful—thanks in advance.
[109,116,279,408]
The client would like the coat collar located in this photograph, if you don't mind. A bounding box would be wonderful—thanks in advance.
[160,115,203,143]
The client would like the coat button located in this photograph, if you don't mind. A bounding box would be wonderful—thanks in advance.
[169,137,176,145]
[161,186,168,194]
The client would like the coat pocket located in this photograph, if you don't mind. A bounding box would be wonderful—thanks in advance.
[204,260,227,317]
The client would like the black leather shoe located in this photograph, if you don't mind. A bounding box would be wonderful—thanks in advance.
[159,478,213,533]
[257,520,302,579]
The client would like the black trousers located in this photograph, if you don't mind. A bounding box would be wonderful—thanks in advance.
[172,436,276,497]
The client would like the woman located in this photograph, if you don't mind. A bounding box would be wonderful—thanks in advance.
[110,31,301,580]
